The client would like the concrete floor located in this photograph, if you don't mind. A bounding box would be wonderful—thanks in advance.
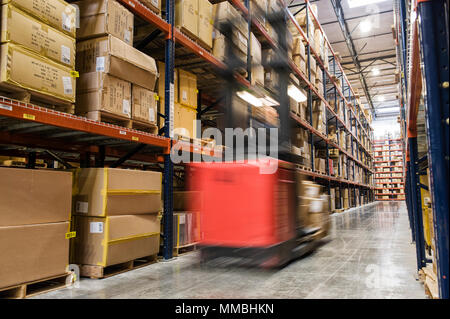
[34,201,426,299]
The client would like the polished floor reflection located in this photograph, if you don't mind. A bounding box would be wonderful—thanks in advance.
[34,201,426,299]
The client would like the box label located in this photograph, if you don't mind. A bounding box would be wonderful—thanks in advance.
[62,76,73,95]
[62,12,72,32]
[124,30,131,44]
[90,222,104,234]
[149,107,155,122]
[123,99,131,116]
[179,214,186,225]
[96,57,106,72]
[61,45,71,65]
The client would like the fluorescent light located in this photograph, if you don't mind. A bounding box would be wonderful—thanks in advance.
[347,0,388,8]
[260,95,279,107]
[378,107,399,113]
[372,68,380,76]
[288,85,307,103]
[237,91,263,107]
[360,20,372,33]
[377,96,385,102]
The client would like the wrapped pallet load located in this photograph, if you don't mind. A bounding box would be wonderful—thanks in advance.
[0,0,77,110]
[71,168,162,277]
[0,168,72,290]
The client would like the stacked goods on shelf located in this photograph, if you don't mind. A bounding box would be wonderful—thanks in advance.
[296,173,331,239]
[212,1,247,64]
[250,33,264,86]
[175,0,213,49]
[0,168,72,291]
[291,127,311,167]
[140,0,162,15]
[292,35,307,75]
[71,168,162,276]
[173,191,201,252]
[312,100,326,134]
[374,139,405,201]
[0,0,76,109]
[75,0,159,130]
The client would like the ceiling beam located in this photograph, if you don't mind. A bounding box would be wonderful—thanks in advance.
[330,32,393,45]
[330,0,375,113]
[340,54,397,65]
[320,9,394,26]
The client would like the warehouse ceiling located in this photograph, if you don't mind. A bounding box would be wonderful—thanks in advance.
[288,0,399,119]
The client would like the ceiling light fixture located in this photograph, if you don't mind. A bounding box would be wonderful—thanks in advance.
[288,85,308,103]
[377,96,385,102]
[360,20,372,33]
[372,68,380,76]
[347,0,388,8]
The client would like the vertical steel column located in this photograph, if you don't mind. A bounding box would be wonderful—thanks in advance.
[405,161,416,242]
[409,137,426,271]
[306,3,314,171]
[163,0,175,260]
[417,0,449,299]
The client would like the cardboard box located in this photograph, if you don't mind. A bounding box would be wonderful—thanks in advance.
[173,212,200,247]
[0,43,76,103]
[141,0,161,14]
[212,28,247,64]
[157,61,178,102]
[174,102,198,138]
[251,65,265,86]
[0,168,72,227]
[178,69,197,108]
[175,0,198,38]
[76,35,158,91]
[76,72,132,118]
[292,36,306,60]
[1,4,76,68]
[2,0,77,37]
[212,1,247,36]
[72,214,160,267]
[250,33,262,65]
[74,0,134,44]
[73,168,162,217]
[0,222,70,289]
[198,0,213,48]
[132,85,157,124]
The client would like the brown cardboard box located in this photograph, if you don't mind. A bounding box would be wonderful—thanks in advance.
[74,0,134,44]
[132,85,157,124]
[173,212,200,247]
[72,214,160,267]
[178,69,197,108]
[212,28,247,64]
[314,158,326,172]
[2,0,77,37]
[0,222,70,289]
[212,1,246,36]
[250,32,262,65]
[157,61,178,102]
[76,35,158,91]
[292,36,306,60]
[251,65,265,86]
[76,72,131,118]
[0,168,72,227]
[1,4,76,68]
[73,168,162,217]
[198,0,213,48]
[174,102,197,138]
[0,43,76,103]
[175,0,198,38]
[141,0,161,14]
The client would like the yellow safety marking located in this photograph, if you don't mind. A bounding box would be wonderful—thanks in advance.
[108,232,160,245]
[101,217,110,267]
[176,214,180,248]
[70,71,79,78]
[65,231,76,239]
[106,190,161,195]
[23,113,35,120]
[102,168,108,217]
[132,136,139,142]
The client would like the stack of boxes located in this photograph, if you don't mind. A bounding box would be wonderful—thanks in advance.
[250,33,264,86]
[175,0,213,49]
[312,100,326,134]
[0,0,77,110]
[0,168,72,290]
[157,61,199,139]
[75,0,159,128]
[296,173,331,238]
[173,191,202,248]
[71,168,162,269]
[291,127,311,166]
[292,36,307,75]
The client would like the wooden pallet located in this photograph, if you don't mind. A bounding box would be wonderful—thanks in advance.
[0,159,47,168]
[0,272,74,299]
[175,135,216,148]
[178,27,213,53]
[173,243,198,257]
[80,254,158,279]
[297,164,312,172]
[83,111,158,134]
[333,208,345,214]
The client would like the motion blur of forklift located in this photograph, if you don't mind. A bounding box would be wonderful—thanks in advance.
[186,6,332,268]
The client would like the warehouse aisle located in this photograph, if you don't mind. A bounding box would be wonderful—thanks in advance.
[35,202,425,299]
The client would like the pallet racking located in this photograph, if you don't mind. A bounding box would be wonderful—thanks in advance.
[395,0,449,298]
[0,0,375,261]
[373,137,405,201]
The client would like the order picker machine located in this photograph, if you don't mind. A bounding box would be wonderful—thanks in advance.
[186,9,326,268]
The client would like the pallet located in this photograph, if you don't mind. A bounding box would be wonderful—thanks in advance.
[0,272,74,299]
[173,243,198,257]
[333,208,345,214]
[297,164,312,172]
[178,27,213,53]
[0,159,47,168]
[80,254,158,279]
[175,135,216,149]
[83,111,158,134]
